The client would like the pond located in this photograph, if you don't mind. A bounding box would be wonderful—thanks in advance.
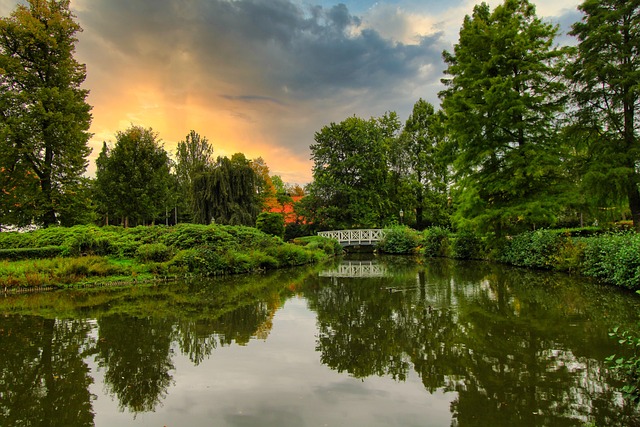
[1,255,640,426]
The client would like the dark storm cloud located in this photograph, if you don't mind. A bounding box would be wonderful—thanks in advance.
[76,0,445,101]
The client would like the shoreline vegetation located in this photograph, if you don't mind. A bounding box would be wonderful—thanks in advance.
[1,223,638,293]
[0,224,343,292]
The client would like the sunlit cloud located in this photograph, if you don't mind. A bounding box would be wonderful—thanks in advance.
[2,0,584,184]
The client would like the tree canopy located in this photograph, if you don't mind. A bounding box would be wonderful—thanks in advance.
[94,126,171,227]
[440,0,570,235]
[569,0,640,231]
[0,0,92,227]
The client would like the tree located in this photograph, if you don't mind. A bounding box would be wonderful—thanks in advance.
[306,113,399,229]
[174,130,213,221]
[398,99,450,228]
[0,0,92,227]
[191,153,261,225]
[440,0,569,236]
[94,126,171,227]
[569,0,640,231]
[250,156,276,209]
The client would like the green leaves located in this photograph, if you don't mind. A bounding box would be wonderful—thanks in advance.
[440,0,569,236]
[0,0,92,226]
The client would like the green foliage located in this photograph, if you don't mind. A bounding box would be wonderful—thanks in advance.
[0,0,92,227]
[421,227,450,258]
[570,0,640,231]
[135,243,172,263]
[581,233,640,289]
[292,236,343,256]
[0,246,64,261]
[499,230,569,269]
[0,256,127,289]
[191,154,261,226]
[174,130,214,221]
[255,212,285,238]
[306,113,400,229]
[378,227,420,254]
[451,230,483,260]
[607,320,640,403]
[440,0,570,236]
[397,99,450,229]
[94,126,172,227]
[0,224,335,286]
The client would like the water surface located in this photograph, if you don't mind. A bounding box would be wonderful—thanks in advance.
[1,256,639,426]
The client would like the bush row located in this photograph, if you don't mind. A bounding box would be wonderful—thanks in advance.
[0,224,342,286]
[377,226,640,290]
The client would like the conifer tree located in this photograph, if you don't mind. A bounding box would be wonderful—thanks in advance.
[570,0,640,231]
[0,0,92,226]
[440,0,569,235]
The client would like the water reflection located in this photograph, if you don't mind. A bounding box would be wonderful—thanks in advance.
[307,257,640,425]
[0,316,95,427]
[0,258,639,426]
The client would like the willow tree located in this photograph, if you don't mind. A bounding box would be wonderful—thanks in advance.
[0,0,92,227]
[569,0,640,230]
[192,153,260,225]
[440,0,569,236]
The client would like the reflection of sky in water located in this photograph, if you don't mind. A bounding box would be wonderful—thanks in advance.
[88,296,454,427]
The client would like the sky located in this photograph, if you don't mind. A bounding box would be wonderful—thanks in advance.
[0,0,582,185]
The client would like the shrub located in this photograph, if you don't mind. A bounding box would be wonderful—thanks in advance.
[451,230,482,260]
[0,246,64,260]
[135,243,172,263]
[581,232,640,289]
[607,319,640,402]
[499,230,567,269]
[421,227,450,257]
[256,212,285,239]
[378,226,420,254]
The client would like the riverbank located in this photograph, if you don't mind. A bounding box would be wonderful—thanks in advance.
[378,225,640,291]
[0,224,342,291]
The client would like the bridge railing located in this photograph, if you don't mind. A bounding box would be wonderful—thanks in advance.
[319,260,387,277]
[317,229,386,246]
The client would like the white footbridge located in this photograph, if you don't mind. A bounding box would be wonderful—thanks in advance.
[317,229,386,247]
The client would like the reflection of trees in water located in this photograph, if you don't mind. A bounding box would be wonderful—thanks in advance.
[305,257,640,425]
[176,301,275,365]
[0,316,95,427]
[95,314,175,414]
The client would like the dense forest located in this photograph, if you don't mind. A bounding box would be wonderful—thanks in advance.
[0,0,638,237]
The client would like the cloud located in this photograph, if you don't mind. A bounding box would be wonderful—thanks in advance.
[67,0,450,182]
[2,0,583,184]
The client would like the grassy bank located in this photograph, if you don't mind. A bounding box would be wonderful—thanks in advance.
[0,224,342,290]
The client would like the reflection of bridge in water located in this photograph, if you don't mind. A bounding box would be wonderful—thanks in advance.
[319,260,388,278]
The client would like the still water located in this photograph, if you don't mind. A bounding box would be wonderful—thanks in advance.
[2,256,640,426]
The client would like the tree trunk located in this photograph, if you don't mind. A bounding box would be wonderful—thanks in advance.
[628,176,640,232]
[40,176,57,227]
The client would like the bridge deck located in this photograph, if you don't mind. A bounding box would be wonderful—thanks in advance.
[317,229,386,247]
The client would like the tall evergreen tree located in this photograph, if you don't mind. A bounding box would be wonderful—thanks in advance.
[569,0,640,230]
[94,126,171,227]
[440,0,569,235]
[0,0,92,227]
